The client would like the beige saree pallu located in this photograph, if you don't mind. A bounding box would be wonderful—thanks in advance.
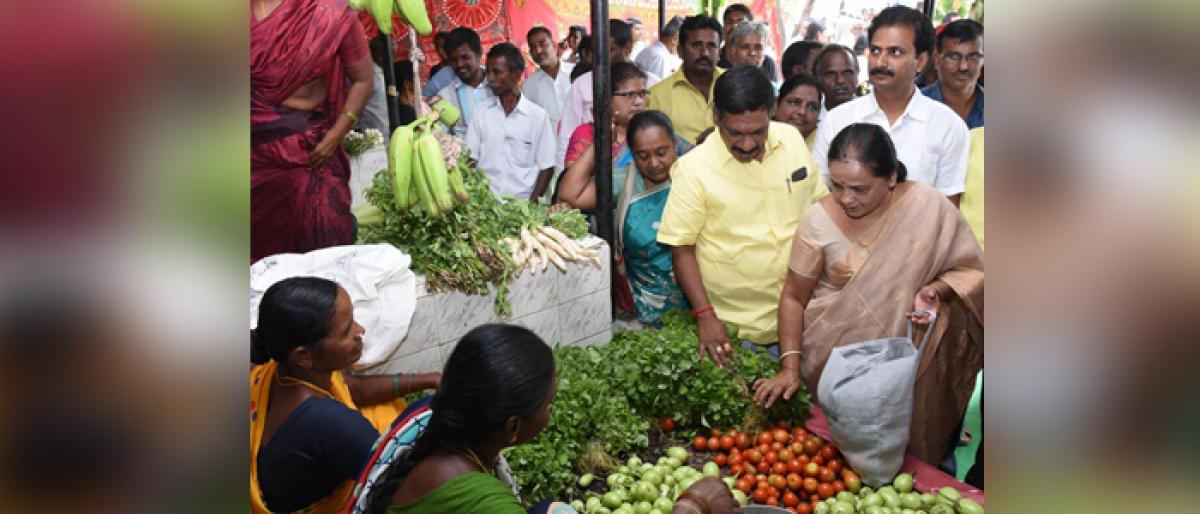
[799,184,984,464]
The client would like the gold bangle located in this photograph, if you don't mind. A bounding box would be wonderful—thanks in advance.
[342,108,359,125]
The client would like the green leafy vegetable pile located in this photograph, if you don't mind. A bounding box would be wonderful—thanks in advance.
[505,311,811,504]
[358,154,588,315]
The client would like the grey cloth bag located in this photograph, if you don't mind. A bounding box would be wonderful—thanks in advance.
[817,318,932,487]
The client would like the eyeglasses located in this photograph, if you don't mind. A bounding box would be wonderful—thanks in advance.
[942,52,984,64]
[612,90,650,99]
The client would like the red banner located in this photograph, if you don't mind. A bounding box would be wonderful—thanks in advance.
[505,0,696,54]
[361,0,784,80]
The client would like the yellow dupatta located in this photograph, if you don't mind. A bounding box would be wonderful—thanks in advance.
[250,361,406,513]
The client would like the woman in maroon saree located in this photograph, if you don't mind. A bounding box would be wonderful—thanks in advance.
[251,0,374,262]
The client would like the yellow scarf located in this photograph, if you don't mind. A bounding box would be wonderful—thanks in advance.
[250,361,406,513]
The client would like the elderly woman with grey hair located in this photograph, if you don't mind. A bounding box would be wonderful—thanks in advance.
[727,21,773,82]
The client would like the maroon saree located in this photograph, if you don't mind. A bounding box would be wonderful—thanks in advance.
[251,0,368,262]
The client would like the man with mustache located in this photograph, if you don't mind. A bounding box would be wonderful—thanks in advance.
[813,44,860,115]
[647,14,725,144]
[466,43,557,201]
[433,27,491,138]
[811,5,970,205]
[657,65,825,368]
[524,26,574,128]
[921,19,984,129]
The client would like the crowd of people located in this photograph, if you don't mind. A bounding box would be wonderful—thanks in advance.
[251,1,985,512]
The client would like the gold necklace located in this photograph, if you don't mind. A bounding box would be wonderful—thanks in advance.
[275,372,335,399]
[441,442,490,473]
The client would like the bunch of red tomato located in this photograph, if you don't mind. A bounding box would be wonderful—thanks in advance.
[693,422,862,514]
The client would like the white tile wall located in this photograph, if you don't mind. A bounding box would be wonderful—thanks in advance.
[349,147,388,208]
[359,239,614,375]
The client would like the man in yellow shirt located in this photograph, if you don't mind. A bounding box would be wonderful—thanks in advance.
[960,126,984,249]
[657,65,825,371]
[647,15,725,144]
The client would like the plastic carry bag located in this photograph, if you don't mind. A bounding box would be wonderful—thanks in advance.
[816,317,933,487]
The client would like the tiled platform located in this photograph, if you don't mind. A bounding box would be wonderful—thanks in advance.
[349,147,387,208]
[360,237,613,375]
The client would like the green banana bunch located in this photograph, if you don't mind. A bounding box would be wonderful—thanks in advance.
[367,0,393,35]
[388,123,417,209]
[394,0,432,36]
[385,111,469,217]
[410,121,440,217]
[446,163,469,204]
[347,0,368,9]
[414,121,455,213]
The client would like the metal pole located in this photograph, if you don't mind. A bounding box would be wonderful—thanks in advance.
[923,0,936,19]
[658,0,666,34]
[378,34,401,131]
[591,1,613,251]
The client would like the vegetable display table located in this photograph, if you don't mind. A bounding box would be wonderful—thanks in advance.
[360,237,613,376]
[349,146,387,208]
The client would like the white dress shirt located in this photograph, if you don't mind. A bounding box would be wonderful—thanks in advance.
[631,41,647,62]
[634,41,682,80]
[465,94,557,200]
[555,69,662,169]
[436,71,492,138]
[811,90,970,196]
[523,61,575,129]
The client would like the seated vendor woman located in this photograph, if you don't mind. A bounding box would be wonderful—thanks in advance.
[557,110,690,325]
[250,276,440,514]
[357,324,557,514]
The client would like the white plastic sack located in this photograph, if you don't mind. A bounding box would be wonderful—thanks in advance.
[250,244,417,369]
[817,320,931,487]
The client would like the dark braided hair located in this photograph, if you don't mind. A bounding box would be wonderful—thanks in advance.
[364,324,555,513]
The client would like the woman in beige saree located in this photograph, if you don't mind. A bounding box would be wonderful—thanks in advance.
[770,123,983,465]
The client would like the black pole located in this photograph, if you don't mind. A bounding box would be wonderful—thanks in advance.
[377,34,401,131]
[658,0,666,33]
[922,0,936,19]
[591,1,613,251]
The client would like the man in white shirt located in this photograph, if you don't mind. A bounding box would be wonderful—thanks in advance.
[635,15,684,79]
[523,26,574,129]
[556,19,661,169]
[435,27,491,138]
[811,5,969,204]
[466,43,557,201]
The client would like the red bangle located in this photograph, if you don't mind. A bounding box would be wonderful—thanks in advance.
[691,305,715,319]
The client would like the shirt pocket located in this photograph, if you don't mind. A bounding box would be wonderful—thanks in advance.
[507,137,536,168]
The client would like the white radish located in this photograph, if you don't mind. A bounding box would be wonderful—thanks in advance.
[538,243,550,272]
[544,246,567,271]
[528,244,544,274]
[538,225,569,242]
[533,231,572,261]
[538,226,578,255]
[520,227,538,254]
